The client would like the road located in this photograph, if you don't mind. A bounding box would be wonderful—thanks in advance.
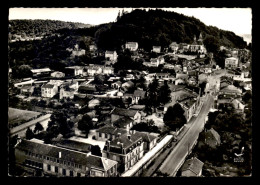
[158,94,214,176]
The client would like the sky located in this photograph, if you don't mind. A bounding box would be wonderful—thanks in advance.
[9,8,252,35]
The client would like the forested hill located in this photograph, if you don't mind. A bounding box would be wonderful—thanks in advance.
[9,19,92,39]
[93,9,247,51]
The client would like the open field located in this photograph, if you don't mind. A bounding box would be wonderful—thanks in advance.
[8,108,41,126]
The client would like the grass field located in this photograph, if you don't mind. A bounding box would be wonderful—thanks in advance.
[8,108,41,126]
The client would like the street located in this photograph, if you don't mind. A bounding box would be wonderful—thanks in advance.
[158,94,214,176]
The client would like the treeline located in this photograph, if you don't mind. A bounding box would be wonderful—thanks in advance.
[92,9,247,51]
[9,19,91,39]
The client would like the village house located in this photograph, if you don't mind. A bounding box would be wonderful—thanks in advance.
[41,83,58,98]
[169,42,179,53]
[111,81,122,89]
[15,139,118,177]
[152,46,161,53]
[111,107,142,124]
[105,51,118,61]
[102,131,144,173]
[181,157,204,177]
[134,131,158,153]
[86,64,114,76]
[113,117,134,131]
[219,84,242,97]
[65,66,84,76]
[51,71,65,78]
[31,68,52,77]
[59,80,79,100]
[204,128,221,149]
[225,57,239,69]
[178,97,198,122]
[20,85,35,96]
[96,126,128,141]
[125,42,138,51]
[121,81,135,92]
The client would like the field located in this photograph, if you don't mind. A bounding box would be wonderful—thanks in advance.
[8,108,41,126]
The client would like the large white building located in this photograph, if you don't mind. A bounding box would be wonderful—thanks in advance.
[225,57,239,69]
[125,42,138,51]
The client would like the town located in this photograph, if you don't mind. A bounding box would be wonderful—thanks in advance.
[8,9,252,177]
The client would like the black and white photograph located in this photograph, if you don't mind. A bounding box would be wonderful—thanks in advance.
[7,7,252,178]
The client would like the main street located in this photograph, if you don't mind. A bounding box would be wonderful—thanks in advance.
[158,94,214,176]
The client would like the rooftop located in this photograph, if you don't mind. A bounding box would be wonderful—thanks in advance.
[111,107,139,117]
[181,157,204,175]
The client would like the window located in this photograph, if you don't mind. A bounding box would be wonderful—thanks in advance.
[43,156,46,160]
[62,169,66,176]
[57,159,59,163]
[36,154,39,158]
[99,133,102,137]
[105,134,108,138]
[70,171,73,177]
[31,161,35,166]
[79,165,82,169]
[55,166,58,173]
[47,164,51,171]
[39,155,42,159]
[46,157,49,160]
[77,173,81,177]
[63,161,66,165]
[68,162,70,166]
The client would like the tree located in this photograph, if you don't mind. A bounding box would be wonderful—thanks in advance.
[145,76,160,111]
[91,145,102,156]
[13,64,32,79]
[158,80,171,104]
[203,35,220,53]
[78,114,93,135]
[25,127,34,140]
[34,122,44,134]
[199,81,208,96]
[163,103,187,131]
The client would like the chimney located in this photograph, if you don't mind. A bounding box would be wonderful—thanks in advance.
[132,130,136,134]
[120,143,124,153]
[59,152,62,159]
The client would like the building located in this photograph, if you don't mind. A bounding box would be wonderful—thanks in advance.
[113,117,134,131]
[225,57,239,69]
[31,68,52,77]
[105,51,118,61]
[96,126,128,141]
[51,71,65,78]
[169,42,179,53]
[86,65,114,76]
[59,80,79,100]
[102,131,144,173]
[20,85,35,96]
[125,42,138,51]
[41,83,58,98]
[65,66,84,76]
[111,81,122,89]
[181,157,204,177]
[15,139,118,177]
[204,128,221,149]
[152,46,161,53]
[122,81,134,92]
[111,107,142,124]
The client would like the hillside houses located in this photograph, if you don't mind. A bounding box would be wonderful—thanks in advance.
[105,51,118,61]
[125,42,138,51]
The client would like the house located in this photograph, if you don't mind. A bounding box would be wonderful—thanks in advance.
[179,98,198,122]
[111,81,122,89]
[51,71,65,78]
[113,117,134,131]
[133,89,146,104]
[20,85,35,96]
[102,131,144,173]
[152,46,161,53]
[169,42,179,53]
[181,157,204,177]
[219,84,242,97]
[225,57,239,69]
[41,83,58,98]
[15,139,118,177]
[55,139,92,154]
[133,131,158,153]
[125,42,138,51]
[204,128,221,149]
[65,66,84,76]
[86,65,114,76]
[105,51,118,61]
[231,99,245,112]
[96,126,128,141]
[88,99,100,109]
[111,107,142,124]
[122,81,134,92]
[31,68,52,77]
[150,58,159,67]
[59,81,79,100]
